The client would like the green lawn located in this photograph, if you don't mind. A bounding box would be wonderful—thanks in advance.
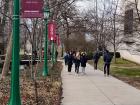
[88,58,140,78]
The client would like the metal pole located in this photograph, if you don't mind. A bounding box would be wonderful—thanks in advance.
[51,41,54,64]
[54,43,56,63]
[42,19,48,76]
[8,0,21,103]
[61,44,63,57]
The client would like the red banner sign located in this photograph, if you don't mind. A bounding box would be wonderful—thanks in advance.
[21,0,43,18]
[48,21,56,41]
[54,35,57,42]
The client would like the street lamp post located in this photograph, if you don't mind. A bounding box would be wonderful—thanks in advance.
[54,43,56,63]
[8,0,21,104]
[51,40,55,65]
[61,44,64,57]
[42,7,50,76]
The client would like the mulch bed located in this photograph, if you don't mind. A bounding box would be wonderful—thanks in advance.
[0,61,63,105]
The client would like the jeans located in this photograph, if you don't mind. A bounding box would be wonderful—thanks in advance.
[104,63,110,75]
[82,67,85,73]
[94,61,98,70]
[68,64,72,72]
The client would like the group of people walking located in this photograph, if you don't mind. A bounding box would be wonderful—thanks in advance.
[64,49,112,76]
[93,50,112,76]
[64,51,87,74]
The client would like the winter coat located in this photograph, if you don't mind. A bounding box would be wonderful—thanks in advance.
[103,53,112,64]
[75,59,80,66]
[80,55,87,67]
[64,54,68,62]
[93,52,100,62]
[74,52,80,66]
[67,54,73,66]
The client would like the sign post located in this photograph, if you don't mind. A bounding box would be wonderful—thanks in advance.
[42,7,50,76]
[53,34,57,63]
[8,0,44,104]
[8,0,21,104]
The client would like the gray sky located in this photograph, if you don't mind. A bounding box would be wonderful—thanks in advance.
[76,0,94,11]
[75,0,122,14]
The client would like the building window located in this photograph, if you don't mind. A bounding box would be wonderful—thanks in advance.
[124,9,133,34]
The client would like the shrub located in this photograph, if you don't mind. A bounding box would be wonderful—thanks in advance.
[86,51,120,60]
[109,52,120,58]
[86,52,93,60]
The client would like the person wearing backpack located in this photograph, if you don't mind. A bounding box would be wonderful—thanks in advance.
[93,51,100,70]
[103,50,112,76]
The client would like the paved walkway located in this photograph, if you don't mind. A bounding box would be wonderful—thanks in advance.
[61,63,140,105]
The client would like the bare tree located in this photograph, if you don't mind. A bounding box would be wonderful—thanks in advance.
[1,0,13,79]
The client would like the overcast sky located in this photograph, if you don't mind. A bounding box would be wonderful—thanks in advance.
[76,0,94,11]
[75,0,122,14]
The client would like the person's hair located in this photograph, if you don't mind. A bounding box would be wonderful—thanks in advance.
[106,50,109,53]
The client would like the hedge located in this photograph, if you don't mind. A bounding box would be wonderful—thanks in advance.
[86,51,120,60]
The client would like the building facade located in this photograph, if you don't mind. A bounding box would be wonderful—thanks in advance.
[119,0,140,63]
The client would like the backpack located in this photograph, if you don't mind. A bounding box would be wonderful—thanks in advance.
[93,52,100,60]
[106,54,112,62]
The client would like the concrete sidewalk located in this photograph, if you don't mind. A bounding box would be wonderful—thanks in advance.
[61,63,140,105]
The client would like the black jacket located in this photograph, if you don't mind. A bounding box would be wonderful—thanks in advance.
[93,52,100,62]
[103,53,112,64]
[80,55,87,67]
[67,54,73,65]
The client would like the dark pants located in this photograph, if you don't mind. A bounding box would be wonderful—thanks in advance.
[104,63,110,75]
[68,64,72,72]
[94,61,98,70]
[75,64,80,73]
[75,60,80,73]
[75,63,76,71]
[65,59,68,65]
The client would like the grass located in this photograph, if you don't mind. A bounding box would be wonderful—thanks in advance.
[88,57,140,78]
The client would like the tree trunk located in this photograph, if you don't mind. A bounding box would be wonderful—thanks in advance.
[39,27,43,62]
[113,44,116,63]
[1,35,12,79]
[1,0,12,79]
[64,37,70,51]
[113,14,116,63]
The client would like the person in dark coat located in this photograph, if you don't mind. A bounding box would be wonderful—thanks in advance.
[73,53,77,72]
[67,51,74,72]
[103,50,112,76]
[80,52,87,74]
[93,51,100,70]
[75,51,81,74]
[64,52,68,65]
